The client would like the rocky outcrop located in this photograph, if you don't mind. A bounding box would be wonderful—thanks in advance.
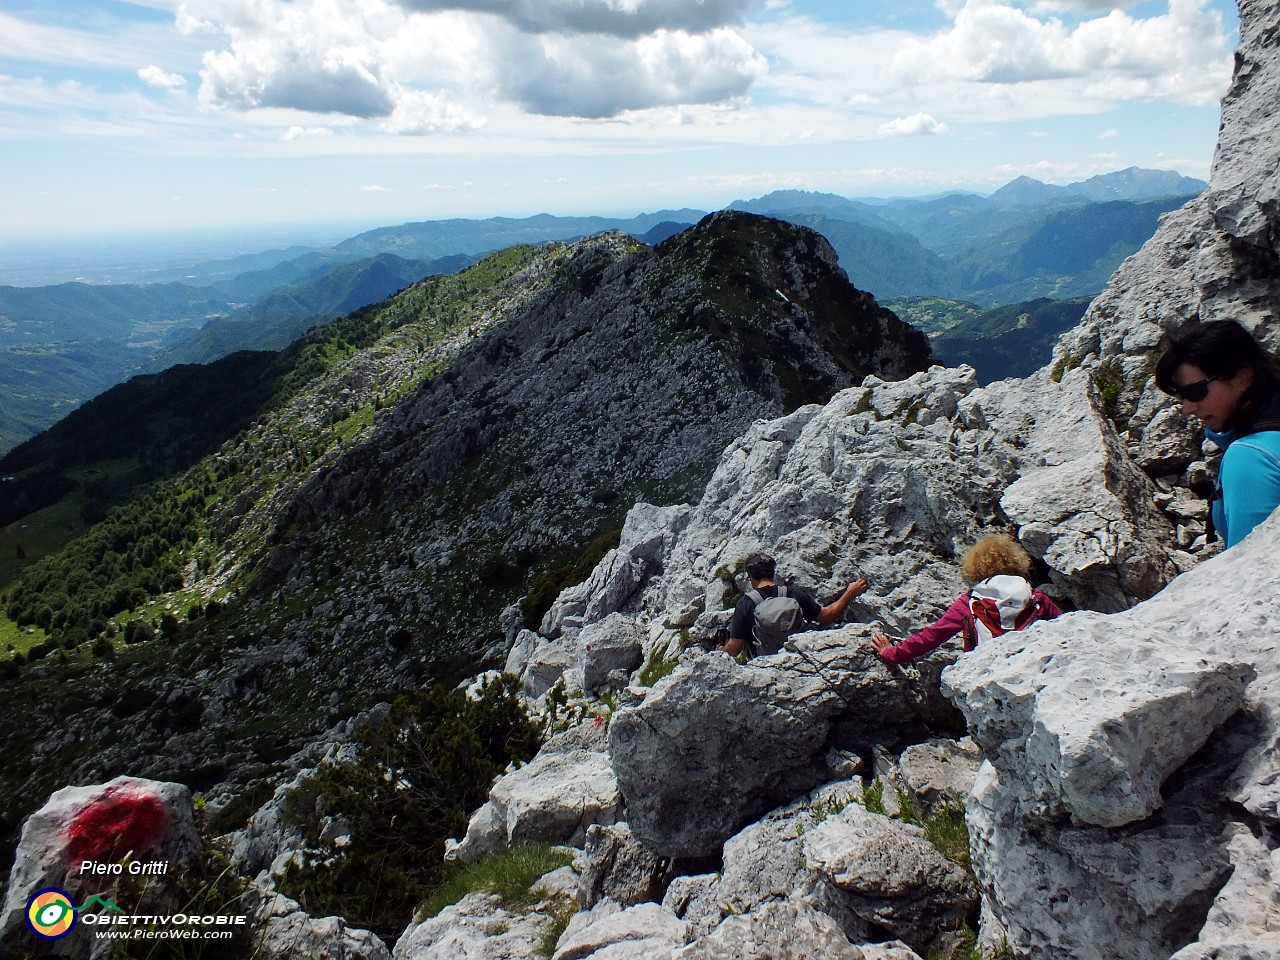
[11,4,1280,960]
[608,633,952,857]
[576,823,669,910]
[942,512,1280,959]
[552,901,687,960]
[252,887,392,960]
[394,890,570,960]
[1055,0,1280,444]
[674,901,867,959]
[804,803,978,948]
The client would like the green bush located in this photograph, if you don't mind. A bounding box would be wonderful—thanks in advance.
[538,896,578,958]
[417,843,575,921]
[637,644,680,687]
[859,780,972,870]
[921,799,971,870]
[276,674,543,942]
[861,779,886,816]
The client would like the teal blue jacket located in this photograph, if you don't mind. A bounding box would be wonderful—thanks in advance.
[1206,425,1280,547]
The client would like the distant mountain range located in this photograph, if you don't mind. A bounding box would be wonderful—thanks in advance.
[0,167,1205,453]
[0,216,930,845]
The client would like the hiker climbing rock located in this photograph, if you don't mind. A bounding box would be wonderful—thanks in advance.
[871,535,1062,664]
[716,552,868,659]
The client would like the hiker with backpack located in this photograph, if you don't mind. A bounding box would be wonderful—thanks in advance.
[1155,319,1280,549]
[716,553,868,659]
[871,535,1061,665]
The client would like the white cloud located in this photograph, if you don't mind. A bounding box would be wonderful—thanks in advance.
[281,125,335,140]
[496,26,766,117]
[1021,0,1146,12]
[891,0,1232,107]
[0,10,186,69]
[379,86,485,134]
[390,0,767,38]
[185,0,768,126]
[1097,127,1119,138]
[878,112,950,137]
[361,184,391,191]
[197,0,397,117]
[138,65,188,89]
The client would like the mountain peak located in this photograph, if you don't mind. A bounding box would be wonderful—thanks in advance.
[990,167,1206,206]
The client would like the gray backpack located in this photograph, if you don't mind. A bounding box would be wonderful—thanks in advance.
[746,587,805,656]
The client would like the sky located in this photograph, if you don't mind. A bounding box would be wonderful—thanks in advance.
[0,0,1240,242]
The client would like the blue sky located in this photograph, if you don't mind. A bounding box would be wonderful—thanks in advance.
[0,0,1239,240]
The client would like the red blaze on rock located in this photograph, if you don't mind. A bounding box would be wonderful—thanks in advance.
[64,786,169,866]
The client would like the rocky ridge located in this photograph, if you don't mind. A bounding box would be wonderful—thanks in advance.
[0,212,928,872]
[6,2,1280,958]
[365,0,1280,956]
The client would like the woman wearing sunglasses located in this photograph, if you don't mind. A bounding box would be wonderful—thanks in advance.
[1155,319,1280,548]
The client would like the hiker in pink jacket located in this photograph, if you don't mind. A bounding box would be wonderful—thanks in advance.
[871,535,1062,665]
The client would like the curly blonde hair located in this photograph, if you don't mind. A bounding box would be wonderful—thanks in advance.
[960,534,1033,583]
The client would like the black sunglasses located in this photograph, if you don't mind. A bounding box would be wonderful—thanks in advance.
[1169,376,1219,402]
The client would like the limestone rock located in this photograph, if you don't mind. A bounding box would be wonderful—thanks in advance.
[661,874,719,926]
[859,944,925,960]
[447,801,507,865]
[508,629,577,699]
[803,803,978,953]
[895,739,983,817]
[451,728,621,863]
[995,368,1179,611]
[577,823,668,910]
[1168,829,1280,959]
[940,512,1280,958]
[675,901,866,959]
[552,901,686,960]
[393,892,560,960]
[541,550,647,642]
[253,887,391,960]
[943,615,1254,828]
[578,615,645,693]
[964,760,1232,960]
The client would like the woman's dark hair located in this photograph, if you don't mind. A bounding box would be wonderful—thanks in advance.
[1155,319,1280,430]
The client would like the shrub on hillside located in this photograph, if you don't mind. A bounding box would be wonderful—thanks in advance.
[276,674,543,942]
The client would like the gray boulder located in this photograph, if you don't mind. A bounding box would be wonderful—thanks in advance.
[253,887,391,960]
[671,791,869,944]
[942,512,1280,959]
[803,803,978,953]
[895,739,983,817]
[608,625,969,859]
[394,891,565,960]
[577,822,668,910]
[578,615,646,693]
[507,628,578,699]
[944,615,1253,829]
[608,652,833,858]
[450,728,621,863]
[675,901,866,959]
[552,901,686,960]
